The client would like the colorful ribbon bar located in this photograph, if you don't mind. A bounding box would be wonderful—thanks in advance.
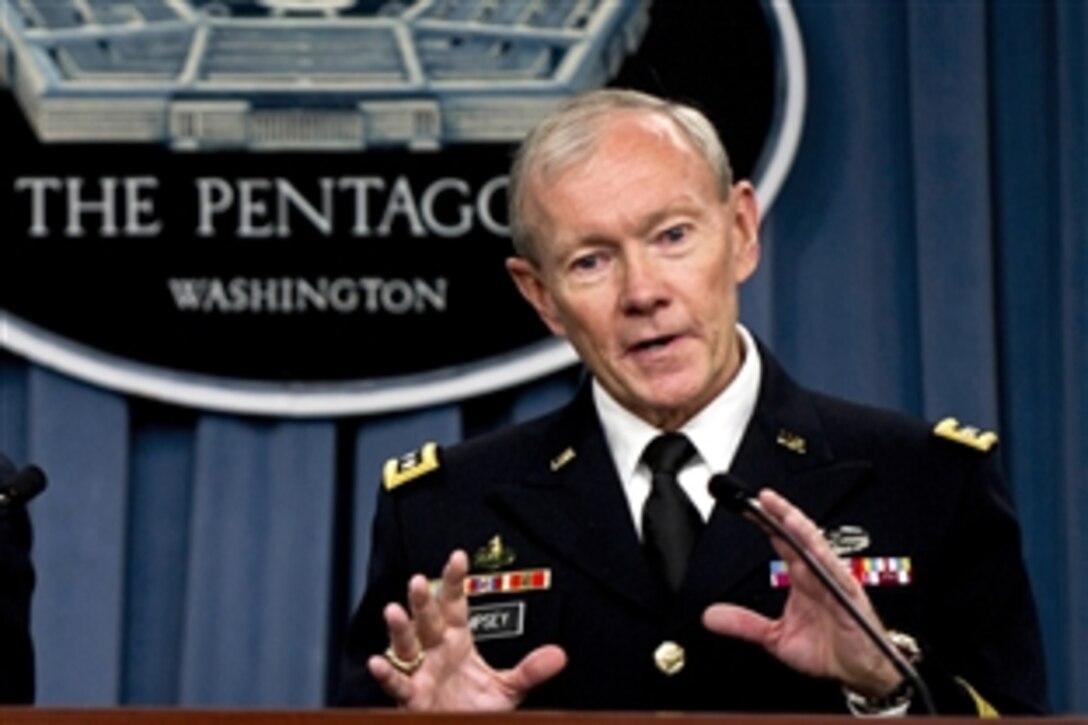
[465,568,552,597]
[431,568,553,598]
[770,557,912,588]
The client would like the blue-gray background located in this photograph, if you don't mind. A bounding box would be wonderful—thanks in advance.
[0,0,1084,713]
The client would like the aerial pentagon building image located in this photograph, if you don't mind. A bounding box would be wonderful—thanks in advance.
[0,0,650,150]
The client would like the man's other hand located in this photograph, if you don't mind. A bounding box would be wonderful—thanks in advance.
[367,550,568,710]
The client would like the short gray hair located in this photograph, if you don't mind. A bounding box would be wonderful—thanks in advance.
[507,88,734,263]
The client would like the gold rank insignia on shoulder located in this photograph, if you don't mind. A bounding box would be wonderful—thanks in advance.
[382,442,440,491]
[933,417,998,452]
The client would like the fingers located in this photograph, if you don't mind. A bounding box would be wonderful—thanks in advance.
[367,654,415,702]
[703,603,772,645]
[385,601,424,666]
[381,549,471,676]
[757,489,824,552]
[756,489,861,596]
[437,550,470,627]
[408,550,469,648]
[504,645,568,696]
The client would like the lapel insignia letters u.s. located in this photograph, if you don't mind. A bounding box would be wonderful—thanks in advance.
[776,430,807,455]
[550,447,576,471]
[473,535,516,570]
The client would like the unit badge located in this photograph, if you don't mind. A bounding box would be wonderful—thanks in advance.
[473,535,516,571]
[823,525,871,556]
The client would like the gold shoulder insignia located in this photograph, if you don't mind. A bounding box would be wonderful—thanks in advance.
[933,417,998,452]
[383,442,440,491]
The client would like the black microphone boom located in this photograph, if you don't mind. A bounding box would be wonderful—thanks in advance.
[0,465,48,507]
[708,472,936,715]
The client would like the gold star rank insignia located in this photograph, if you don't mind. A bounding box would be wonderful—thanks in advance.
[383,442,440,491]
[933,418,998,452]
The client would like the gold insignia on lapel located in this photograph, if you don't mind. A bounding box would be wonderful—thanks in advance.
[934,418,998,452]
[550,447,576,471]
[776,430,807,455]
[382,442,440,491]
[473,535,516,571]
[823,525,871,556]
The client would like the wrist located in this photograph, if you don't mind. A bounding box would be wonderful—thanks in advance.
[842,631,921,715]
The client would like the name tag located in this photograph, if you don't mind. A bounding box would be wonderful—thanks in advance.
[468,601,525,641]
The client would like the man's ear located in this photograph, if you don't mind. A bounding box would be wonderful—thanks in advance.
[729,181,761,284]
[506,257,567,337]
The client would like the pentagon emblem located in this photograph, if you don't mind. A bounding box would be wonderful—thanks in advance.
[934,418,998,452]
[382,442,440,491]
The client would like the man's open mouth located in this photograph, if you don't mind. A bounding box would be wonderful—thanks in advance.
[630,335,679,353]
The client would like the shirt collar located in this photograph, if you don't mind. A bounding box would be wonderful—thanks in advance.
[594,324,763,478]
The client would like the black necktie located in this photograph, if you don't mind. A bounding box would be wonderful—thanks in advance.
[641,432,702,592]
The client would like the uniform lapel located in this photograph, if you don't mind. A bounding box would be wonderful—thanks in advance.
[488,386,667,617]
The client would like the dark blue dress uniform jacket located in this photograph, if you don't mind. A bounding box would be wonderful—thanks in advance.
[0,453,36,704]
[339,348,1048,715]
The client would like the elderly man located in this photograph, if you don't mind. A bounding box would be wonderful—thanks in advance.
[338,89,1047,715]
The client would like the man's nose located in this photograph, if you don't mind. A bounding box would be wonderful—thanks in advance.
[619,252,670,314]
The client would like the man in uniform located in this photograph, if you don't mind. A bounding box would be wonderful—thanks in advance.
[338,89,1047,715]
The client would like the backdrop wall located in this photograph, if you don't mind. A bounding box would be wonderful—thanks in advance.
[0,0,1084,712]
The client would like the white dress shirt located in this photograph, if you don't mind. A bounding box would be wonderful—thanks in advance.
[593,324,763,537]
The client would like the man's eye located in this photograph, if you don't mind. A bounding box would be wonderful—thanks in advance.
[661,225,689,244]
[572,254,601,271]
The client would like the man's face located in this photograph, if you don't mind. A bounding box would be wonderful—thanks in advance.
[507,112,761,430]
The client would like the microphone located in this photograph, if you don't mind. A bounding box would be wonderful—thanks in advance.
[709,472,935,715]
[0,465,48,507]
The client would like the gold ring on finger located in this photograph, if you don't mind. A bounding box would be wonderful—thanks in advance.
[384,646,426,676]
